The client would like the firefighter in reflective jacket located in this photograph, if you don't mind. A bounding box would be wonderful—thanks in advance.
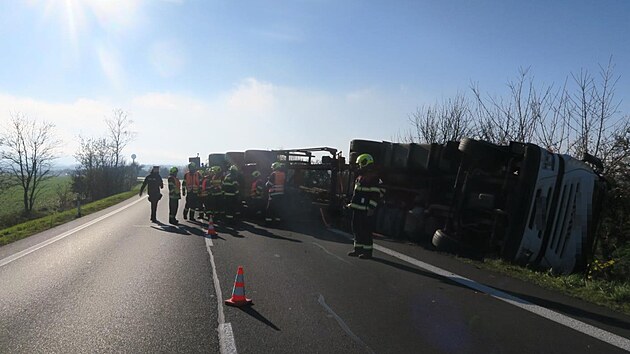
[249,170,266,216]
[347,154,384,259]
[222,165,240,221]
[265,162,286,223]
[199,168,212,220]
[167,166,181,225]
[182,162,202,221]
[208,166,224,219]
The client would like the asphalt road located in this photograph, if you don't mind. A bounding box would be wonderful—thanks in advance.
[1,193,630,353]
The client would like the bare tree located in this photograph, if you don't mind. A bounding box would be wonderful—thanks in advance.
[566,57,621,159]
[106,109,136,168]
[0,113,61,214]
[536,79,571,153]
[472,67,556,145]
[408,93,475,144]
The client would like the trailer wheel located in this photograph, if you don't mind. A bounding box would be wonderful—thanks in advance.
[432,229,461,252]
[458,138,506,162]
[349,139,389,166]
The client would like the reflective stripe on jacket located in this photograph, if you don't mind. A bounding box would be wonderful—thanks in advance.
[222,173,240,197]
[199,178,209,197]
[349,173,383,211]
[210,175,223,196]
[183,171,201,193]
[268,171,286,197]
[168,176,181,200]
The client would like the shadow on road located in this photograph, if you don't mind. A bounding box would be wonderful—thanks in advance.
[240,222,302,243]
[370,256,473,292]
[215,224,245,238]
[238,306,281,331]
[150,221,191,235]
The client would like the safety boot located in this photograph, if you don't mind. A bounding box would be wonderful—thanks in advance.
[347,249,363,257]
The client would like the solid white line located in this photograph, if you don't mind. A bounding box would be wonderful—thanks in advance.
[218,323,237,354]
[0,197,146,268]
[328,228,630,352]
[318,294,375,354]
[205,237,238,354]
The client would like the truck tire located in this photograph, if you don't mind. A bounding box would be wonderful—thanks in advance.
[432,229,461,252]
[208,153,226,168]
[226,151,245,168]
[349,139,391,167]
[391,143,410,170]
[458,138,506,162]
[244,150,276,166]
[408,143,432,171]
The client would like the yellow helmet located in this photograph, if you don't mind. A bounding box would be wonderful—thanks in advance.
[355,153,374,169]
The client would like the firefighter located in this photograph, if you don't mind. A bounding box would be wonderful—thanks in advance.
[208,166,224,220]
[199,168,212,220]
[167,166,181,225]
[222,165,241,222]
[139,165,164,223]
[249,170,266,217]
[347,153,384,259]
[265,162,286,224]
[182,162,202,221]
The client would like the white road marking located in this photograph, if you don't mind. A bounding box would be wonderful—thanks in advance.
[318,294,375,354]
[328,228,630,352]
[0,197,146,268]
[205,237,237,354]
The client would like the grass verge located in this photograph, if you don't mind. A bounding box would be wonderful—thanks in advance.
[460,256,630,316]
[0,184,141,247]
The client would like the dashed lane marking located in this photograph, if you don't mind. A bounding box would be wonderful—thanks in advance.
[328,228,630,352]
[205,237,237,354]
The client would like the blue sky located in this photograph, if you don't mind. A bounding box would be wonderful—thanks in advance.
[0,0,628,166]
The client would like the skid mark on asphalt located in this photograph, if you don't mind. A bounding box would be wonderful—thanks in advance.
[328,228,630,352]
[312,242,353,265]
[318,294,375,354]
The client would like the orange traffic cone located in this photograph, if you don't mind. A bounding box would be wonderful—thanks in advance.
[207,215,217,237]
[225,266,252,307]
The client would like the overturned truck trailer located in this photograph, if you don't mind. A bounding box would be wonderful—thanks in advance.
[348,138,606,274]
[207,147,345,217]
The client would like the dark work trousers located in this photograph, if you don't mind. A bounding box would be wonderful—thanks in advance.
[351,210,374,255]
[169,198,179,220]
[184,192,199,218]
[224,195,239,221]
[209,194,224,218]
[149,197,159,221]
[266,194,284,222]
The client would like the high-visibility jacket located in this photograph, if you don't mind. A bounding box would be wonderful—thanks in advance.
[209,174,223,196]
[168,176,181,200]
[200,177,210,197]
[222,173,240,197]
[250,178,265,199]
[267,171,286,197]
[348,172,384,211]
[182,171,201,193]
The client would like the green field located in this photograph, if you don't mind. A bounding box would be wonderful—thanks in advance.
[0,174,73,227]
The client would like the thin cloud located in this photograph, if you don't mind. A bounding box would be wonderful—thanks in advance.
[96,44,125,89]
[149,40,187,78]
[0,79,419,165]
